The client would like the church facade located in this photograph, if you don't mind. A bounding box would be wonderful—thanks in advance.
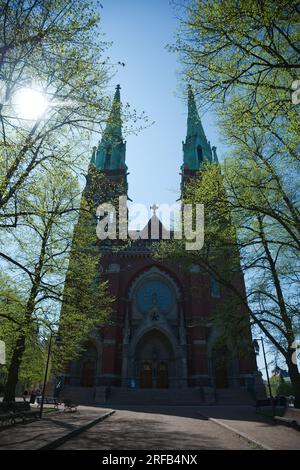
[60,86,258,400]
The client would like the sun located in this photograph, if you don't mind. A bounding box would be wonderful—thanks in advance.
[14,87,48,120]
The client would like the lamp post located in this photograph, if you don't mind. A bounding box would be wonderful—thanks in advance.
[39,331,53,418]
[39,330,61,418]
[253,337,274,405]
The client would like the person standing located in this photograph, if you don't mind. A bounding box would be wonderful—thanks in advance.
[30,388,37,404]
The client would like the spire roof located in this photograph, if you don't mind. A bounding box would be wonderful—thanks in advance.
[186,85,206,140]
[91,84,126,171]
[182,85,214,170]
[103,84,123,141]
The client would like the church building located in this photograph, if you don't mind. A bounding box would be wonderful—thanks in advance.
[60,86,259,404]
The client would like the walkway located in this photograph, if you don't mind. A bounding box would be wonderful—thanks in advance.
[0,406,113,450]
[57,406,256,450]
[198,405,300,450]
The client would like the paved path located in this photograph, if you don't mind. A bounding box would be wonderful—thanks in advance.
[0,406,113,450]
[198,405,300,450]
[57,406,257,450]
[2,404,299,450]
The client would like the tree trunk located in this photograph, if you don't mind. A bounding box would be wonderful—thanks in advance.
[2,223,50,402]
[3,334,26,402]
[286,359,300,409]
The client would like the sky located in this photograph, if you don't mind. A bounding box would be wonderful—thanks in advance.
[99,1,280,379]
[100,0,224,210]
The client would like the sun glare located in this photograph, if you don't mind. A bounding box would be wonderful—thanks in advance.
[14,87,48,120]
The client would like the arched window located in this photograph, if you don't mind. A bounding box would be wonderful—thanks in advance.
[104,145,112,169]
[197,145,203,164]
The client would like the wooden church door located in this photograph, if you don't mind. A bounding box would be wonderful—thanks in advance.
[140,361,152,388]
[157,362,168,388]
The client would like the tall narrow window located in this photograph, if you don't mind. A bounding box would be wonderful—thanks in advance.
[197,145,203,164]
[105,145,112,169]
[211,276,221,298]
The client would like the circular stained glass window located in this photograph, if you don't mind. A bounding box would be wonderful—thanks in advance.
[136,279,173,314]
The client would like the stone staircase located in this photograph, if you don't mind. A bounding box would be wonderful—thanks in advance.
[215,388,255,405]
[105,387,205,405]
[60,385,254,406]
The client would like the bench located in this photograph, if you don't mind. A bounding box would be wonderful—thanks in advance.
[62,399,78,412]
[36,396,61,409]
[10,402,40,423]
[274,407,300,429]
[0,402,39,426]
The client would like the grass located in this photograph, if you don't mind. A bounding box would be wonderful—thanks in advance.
[40,407,59,416]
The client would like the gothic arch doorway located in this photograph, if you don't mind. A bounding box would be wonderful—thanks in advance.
[123,266,188,389]
[136,329,174,389]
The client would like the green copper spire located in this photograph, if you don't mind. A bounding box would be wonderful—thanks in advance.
[103,84,122,141]
[182,85,214,171]
[187,85,206,141]
[92,84,127,171]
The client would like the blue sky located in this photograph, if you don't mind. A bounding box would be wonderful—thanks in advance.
[100,0,224,209]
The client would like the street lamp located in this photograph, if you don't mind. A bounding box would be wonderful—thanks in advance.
[39,329,61,418]
[253,337,273,402]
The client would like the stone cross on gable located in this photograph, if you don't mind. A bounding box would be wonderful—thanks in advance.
[150,203,159,216]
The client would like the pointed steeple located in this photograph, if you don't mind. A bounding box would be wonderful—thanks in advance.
[91,85,127,171]
[182,85,213,171]
[103,84,123,141]
[187,85,206,141]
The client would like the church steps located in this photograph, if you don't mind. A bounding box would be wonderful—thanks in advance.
[60,385,254,406]
[104,387,205,405]
[215,388,255,405]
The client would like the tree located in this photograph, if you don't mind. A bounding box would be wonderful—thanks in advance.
[0,273,47,392]
[0,0,147,401]
[1,167,110,401]
[0,0,112,228]
[172,0,299,115]
[169,0,300,406]
[155,159,300,406]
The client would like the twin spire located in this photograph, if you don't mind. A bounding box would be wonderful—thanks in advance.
[91,84,126,171]
[91,84,218,172]
[183,85,218,171]
[102,84,123,141]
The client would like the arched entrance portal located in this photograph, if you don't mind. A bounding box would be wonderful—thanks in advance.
[136,330,173,389]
